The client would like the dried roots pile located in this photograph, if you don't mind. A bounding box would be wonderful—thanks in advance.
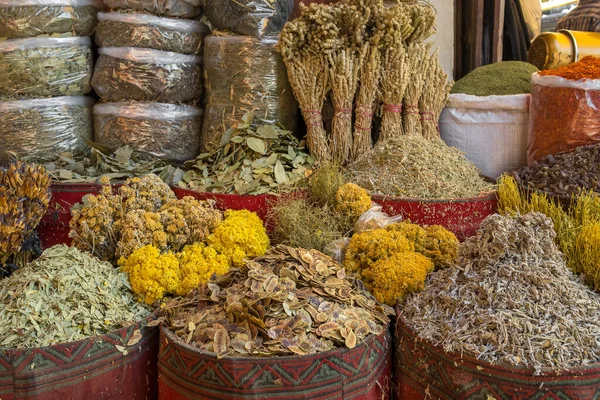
[0,161,50,269]
[159,245,394,357]
[403,213,600,374]
[279,0,450,165]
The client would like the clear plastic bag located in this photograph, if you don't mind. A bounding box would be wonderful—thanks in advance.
[354,205,403,234]
[323,237,351,264]
[201,36,298,152]
[0,37,93,99]
[91,47,203,102]
[0,0,105,39]
[95,12,209,55]
[102,0,202,18]
[0,96,95,163]
[93,102,203,162]
[203,0,293,38]
[528,73,600,164]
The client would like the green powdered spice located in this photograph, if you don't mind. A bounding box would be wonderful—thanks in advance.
[347,135,495,199]
[0,5,99,39]
[0,245,150,349]
[451,61,539,96]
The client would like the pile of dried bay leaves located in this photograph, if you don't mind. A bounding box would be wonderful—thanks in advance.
[160,245,393,357]
[170,113,314,195]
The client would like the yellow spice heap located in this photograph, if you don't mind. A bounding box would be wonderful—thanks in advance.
[387,222,459,268]
[177,243,230,296]
[208,209,271,267]
[334,183,372,220]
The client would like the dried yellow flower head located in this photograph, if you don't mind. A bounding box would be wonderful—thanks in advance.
[335,183,372,220]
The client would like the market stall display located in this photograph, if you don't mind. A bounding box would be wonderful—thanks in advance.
[201,36,298,152]
[529,56,600,163]
[0,0,105,39]
[0,36,93,99]
[95,12,208,55]
[91,47,203,102]
[93,102,203,162]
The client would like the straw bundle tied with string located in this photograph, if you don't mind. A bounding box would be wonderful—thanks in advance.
[403,42,429,136]
[378,3,413,143]
[419,53,451,139]
[405,1,436,44]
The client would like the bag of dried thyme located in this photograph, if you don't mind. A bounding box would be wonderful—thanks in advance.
[203,0,293,38]
[95,12,208,55]
[93,102,203,162]
[0,0,105,39]
[0,96,94,163]
[201,36,298,152]
[0,37,93,99]
[91,47,203,102]
[102,0,202,18]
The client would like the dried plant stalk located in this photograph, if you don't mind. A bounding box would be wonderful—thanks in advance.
[418,49,451,140]
[403,43,428,136]
[379,44,409,142]
[329,48,363,164]
[352,43,381,160]
[405,2,436,43]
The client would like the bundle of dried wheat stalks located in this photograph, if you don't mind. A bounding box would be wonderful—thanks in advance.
[279,0,452,165]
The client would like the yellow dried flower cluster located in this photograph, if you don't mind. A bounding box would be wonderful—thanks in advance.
[208,210,271,267]
[1,161,51,265]
[334,183,372,220]
[70,174,223,262]
[367,252,433,306]
[119,245,180,305]
[344,221,453,305]
[177,243,230,296]
[387,222,459,268]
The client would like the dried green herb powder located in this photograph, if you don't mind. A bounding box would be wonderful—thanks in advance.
[451,61,539,96]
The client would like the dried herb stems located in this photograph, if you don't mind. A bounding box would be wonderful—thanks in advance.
[418,48,451,140]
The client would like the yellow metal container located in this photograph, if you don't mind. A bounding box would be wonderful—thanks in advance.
[528,30,600,70]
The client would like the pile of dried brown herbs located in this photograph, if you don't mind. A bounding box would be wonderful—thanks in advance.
[402,213,600,374]
[160,245,393,357]
[0,245,150,349]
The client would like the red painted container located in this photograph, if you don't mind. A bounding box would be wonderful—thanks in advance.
[158,326,392,400]
[0,319,158,400]
[373,193,498,240]
[395,314,600,400]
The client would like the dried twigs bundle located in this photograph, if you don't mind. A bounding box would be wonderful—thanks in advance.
[402,43,429,136]
[279,4,342,164]
[405,1,436,44]
[352,41,381,159]
[378,4,414,143]
[328,3,368,163]
[418,49,451,139]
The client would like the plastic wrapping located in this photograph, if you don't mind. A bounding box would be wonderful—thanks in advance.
[528,73,600,164]
[354,205,403,234]
[203,0,293,38]
[0,96,94,163]
[323,237,351,264]
[102,0,202,18]
[0,0,105,39]
[0,37,93,99]
[95,12,209,55]
[91,47,203,102]
[440,93,530,180]
[93,102,203,162]
[201,36,298,152]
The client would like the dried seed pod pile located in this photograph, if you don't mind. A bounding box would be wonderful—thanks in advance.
[0,162,50,268]
[403,213,600,374]
[0,245,150,349]
[161,245,394,357]
[514,144,600,198]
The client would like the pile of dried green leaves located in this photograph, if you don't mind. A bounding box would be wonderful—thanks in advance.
[160,245,393,357]
[172,113,315,195]
[0,245,150,349]
[347,135,494,199]
[403,213,600,374]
